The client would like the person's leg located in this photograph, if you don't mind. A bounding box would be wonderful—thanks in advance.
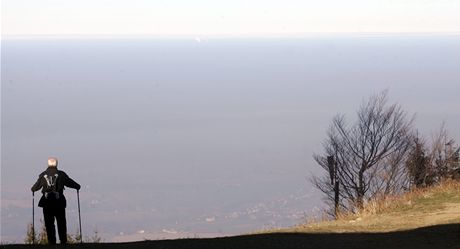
[56,207,68,244]
[43,207,56,245]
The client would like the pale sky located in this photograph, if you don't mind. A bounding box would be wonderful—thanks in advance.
[2,0,460,37]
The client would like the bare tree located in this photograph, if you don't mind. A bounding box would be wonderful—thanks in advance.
[405,134,431,188]
[428,124,460,181]
[405,124,460,189]
[312,123,350,217]
[313,91,413,214]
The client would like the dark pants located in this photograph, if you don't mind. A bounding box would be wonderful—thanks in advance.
[43,206,67,244]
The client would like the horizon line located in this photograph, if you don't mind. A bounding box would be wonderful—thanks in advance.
[3,31,460,40]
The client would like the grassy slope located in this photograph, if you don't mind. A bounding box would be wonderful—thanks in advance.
[284,180,460,234]
[4,181,460,249]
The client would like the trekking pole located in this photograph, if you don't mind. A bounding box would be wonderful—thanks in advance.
[77,189,83,243]
[32,192,35,245]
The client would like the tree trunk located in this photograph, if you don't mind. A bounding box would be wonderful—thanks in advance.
[334,180,340,217]
[357,169,365,210]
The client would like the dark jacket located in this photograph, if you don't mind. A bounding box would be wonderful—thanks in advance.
[31,167,80,208]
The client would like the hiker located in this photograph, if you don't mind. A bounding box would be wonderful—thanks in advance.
[31,157,81,245]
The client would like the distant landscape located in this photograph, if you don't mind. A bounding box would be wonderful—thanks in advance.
[3,0,460,247]
[2,34,460,243]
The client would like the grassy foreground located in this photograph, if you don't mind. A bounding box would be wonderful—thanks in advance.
[4,181,460,249]
[284,180,460,234]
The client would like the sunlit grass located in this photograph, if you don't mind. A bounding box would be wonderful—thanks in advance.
[278,180,460,234]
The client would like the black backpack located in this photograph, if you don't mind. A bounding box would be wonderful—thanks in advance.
[43,173,60,200]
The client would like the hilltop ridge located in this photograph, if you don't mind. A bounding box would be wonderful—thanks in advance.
[280,180,460,234]
[4,181,460,249]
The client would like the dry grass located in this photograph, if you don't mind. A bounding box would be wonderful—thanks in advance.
[286,180,460,233]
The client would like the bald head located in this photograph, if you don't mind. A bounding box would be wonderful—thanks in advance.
[48,157,58,167]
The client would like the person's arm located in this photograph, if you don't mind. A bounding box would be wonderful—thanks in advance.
[63,172,81,190]
[31,175,42,192]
